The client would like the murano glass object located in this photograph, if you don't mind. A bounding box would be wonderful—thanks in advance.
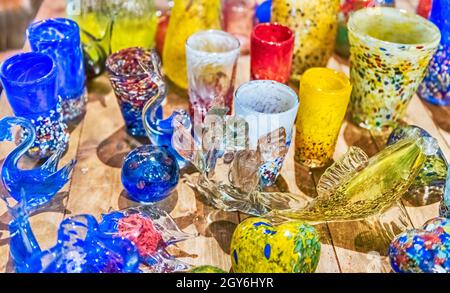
[186,30,240,123]
[417,0,450,106]
[6,195,194,273]
[66,0,158,78]
[0,52,69,159]
[0,117,76,209]
[389,217,450,273]
[121,145,180,204]
[230,218,321,273]
[295,68,352,168]
[250,23,295,84]
[27,18,87,122]
[271,0,340,81]
[335,0,396,58]
[106,47,163,137]
[163,0,221,90]
[387,125,448,201]
[221,0,256,54]
[348,7,440,131]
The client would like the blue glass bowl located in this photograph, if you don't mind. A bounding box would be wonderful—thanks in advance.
[121,145,180,203]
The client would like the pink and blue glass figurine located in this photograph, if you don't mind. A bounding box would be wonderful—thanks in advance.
[0,117,76,208]
[4,193,192,273]
[27,18,87,122]
[121,145,180,203]
[0,52,69,159]
[418,0,450,106]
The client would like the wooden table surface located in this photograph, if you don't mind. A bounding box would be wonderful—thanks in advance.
[1,0,447,273]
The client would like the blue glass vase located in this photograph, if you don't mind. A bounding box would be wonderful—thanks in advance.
[121,145,180,203]
[27,18,87,122]
[418,0,450,106]
[0,52,69,159]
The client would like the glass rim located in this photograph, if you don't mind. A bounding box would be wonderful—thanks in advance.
[27,17,80,45]
[348,7,441,49]
[301,68,352,94]
[234,80,299,116]
[0,52,57,86]
[185,29,241,56]
[251,23,295,47]
[106,47,156,79]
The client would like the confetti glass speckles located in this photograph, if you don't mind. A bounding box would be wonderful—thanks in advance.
[230,218,321,273]
[271,0,340,81]
[348,7,441,132]
[295,68,352,168]
[418,0,450,106]
[0,52,69,159]
[106,47,161,137]
[389,217,450,273]
[27,18,87,123]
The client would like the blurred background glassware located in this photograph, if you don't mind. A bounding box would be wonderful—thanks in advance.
[348,7,440,132]
[66,0,112,79]
[108,0,158,53]
[121,145,180,203]
[295,68,352,168]
[417,0,450,106]
[271,0,340,81]
[255,0,271,24]
[0,52,69,159]
[335,0,396,58]
[234,80,299,186]
[417,0,433,18]
[106,47,163,138]
[186,30,240,123]
[27,18,87,123]
[250,23,294,84]
[221,0,256,54]
[163,0,221,90]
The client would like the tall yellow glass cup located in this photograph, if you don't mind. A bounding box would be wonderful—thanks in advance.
[295,68,352,168]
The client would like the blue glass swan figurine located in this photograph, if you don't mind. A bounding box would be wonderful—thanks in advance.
[4,193,140,273]
[141,50,191,168]
[0,116,76,208]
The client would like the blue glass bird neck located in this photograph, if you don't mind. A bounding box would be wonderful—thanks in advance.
[430,0,450,45]
[0,117,36,170]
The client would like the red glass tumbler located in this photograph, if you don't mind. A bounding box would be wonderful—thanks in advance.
[250,23,295,84]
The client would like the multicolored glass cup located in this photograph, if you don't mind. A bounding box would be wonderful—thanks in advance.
[250,23,294,84]
[106,47,162,137]
[348,7,440,131]
[0,52,69,159]
[418,0,450,106]
[27,18,87,123]
[271,0,340,81]
[295,68,352,168]
[186,30,240,124]
[234,80,299,186]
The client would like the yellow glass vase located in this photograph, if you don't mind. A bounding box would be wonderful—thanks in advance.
[295,68,352,168]
[163,0,222,90]
[271,0,340,81]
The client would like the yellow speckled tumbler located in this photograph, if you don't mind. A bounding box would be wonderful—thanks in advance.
[271,0,340,81]
[163,0,221,90]
[295,68,352,168]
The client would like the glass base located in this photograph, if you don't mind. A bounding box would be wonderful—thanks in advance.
[61,88,88,123]
[294,155,331,169]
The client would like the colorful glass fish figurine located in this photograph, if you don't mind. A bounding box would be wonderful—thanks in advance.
[389,217,450,273]
[0,117,76,208]
[268,136,439,222]
[99,205,196,273]
[387,125,448,201]
[4,194,140,273]
[230,218,321,273]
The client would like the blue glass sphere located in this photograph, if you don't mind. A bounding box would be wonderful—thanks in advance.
[121,145,180,203]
